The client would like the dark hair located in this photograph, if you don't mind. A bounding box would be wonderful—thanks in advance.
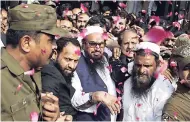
[102,6,111,13]
[126,13,136,26]
[86,15,106,28]
[135,49,160,65]
[6,29,43,48]
[76,13,90,22]
[56,37,81,54]
[104,16,113,32]
[115,10,128,19]
[56,3,72,17]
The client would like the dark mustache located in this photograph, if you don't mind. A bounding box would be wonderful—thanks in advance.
[92,51,101,53]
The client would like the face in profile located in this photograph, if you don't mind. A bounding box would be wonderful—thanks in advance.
[178,63,190,88]
[27,33,54,69]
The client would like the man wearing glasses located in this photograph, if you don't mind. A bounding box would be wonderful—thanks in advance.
[71,26,120,121]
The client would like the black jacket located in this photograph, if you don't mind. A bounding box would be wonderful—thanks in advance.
[41,61,77,116]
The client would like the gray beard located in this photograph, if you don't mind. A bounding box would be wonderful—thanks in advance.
[92,57,106,70]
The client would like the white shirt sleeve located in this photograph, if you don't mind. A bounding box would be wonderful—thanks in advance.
[71,71,97,113]
[153,76,174,120]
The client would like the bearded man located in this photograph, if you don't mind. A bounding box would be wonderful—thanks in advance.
[71,26,120,121]
[42,37,81,119]
[122,42,175,121]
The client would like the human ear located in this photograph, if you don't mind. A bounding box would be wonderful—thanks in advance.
[20,35,34,53]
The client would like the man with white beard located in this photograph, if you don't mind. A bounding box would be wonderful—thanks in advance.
[122,42,175,121]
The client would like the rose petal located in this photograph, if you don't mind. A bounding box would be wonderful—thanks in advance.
[112,16,121,24]
[179,14,184,19]
[106,65,112,72]
[55,35,60,40]
[82,92,85,96]
[30,112,38,122]
[137,103,142,107]
[24,68,35,76]
[90,59,94,63]
[118,82,123,86]
[74,49,81,56]
[180,79,186,84]
[41,49,46,54]
[144,48,152,55]
[102,32,108,40]
[16,83,23,92]
[120,67,127,73]
[119,2,127,8]
[167,12,172,17]
[142,10,147,14]
[22,4,28,8]
[170,61,177,67]
[174,112,178,119]
[80,3,88,13]
[93,102,102,116]
[116,88,121,94]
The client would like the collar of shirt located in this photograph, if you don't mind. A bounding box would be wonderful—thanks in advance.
[1,48,24,76]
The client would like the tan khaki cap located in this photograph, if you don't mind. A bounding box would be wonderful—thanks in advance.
[8,4,66,37]
[174,34,190,48]
[172,44,190,69]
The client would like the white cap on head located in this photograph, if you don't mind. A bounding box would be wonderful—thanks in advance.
[136,42,160,55]
[84,26,104,36]
[77,26,104,45]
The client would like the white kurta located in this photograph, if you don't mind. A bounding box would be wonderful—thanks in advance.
[122,74,175,121]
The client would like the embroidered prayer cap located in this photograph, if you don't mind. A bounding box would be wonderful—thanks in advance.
[8,4,65,36]
[135,41,160,55]
[172,44,190,69]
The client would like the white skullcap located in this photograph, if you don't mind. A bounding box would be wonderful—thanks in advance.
[77,26,104,46]
[84,26,104,36]
[136,42,160,55]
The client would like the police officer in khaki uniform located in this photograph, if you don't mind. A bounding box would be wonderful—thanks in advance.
[1,4,71,121]
[162,44,190,121]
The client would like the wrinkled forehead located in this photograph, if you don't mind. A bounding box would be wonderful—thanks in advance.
[134,55,156,64]
[122,31,138,42]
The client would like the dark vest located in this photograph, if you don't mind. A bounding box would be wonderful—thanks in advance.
[75,54,111,121]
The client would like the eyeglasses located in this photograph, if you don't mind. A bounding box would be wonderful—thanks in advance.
[86,41,105,48]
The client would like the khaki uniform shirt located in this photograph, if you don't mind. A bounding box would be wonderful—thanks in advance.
[1,48,42,121]
[162,83,190,121]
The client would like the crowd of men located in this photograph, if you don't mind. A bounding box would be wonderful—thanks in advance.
[1,0,190,121]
